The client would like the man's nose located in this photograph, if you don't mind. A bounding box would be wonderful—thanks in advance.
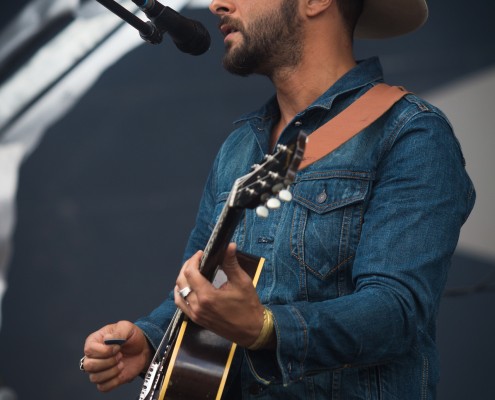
[209,0,234,16]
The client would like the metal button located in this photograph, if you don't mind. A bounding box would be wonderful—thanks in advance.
[317,190,327,203]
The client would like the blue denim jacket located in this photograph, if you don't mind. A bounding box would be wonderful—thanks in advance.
[136,58,475,399]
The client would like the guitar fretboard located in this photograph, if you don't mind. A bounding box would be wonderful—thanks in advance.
[199,179,244,282]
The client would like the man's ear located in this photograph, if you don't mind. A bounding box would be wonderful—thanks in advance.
[305,0,334,17]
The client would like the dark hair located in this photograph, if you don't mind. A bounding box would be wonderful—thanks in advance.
[335,0,364,37]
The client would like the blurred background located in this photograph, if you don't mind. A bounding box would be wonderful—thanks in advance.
[0,1,493,399]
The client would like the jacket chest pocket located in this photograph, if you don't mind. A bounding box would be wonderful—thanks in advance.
[290,171,372,280]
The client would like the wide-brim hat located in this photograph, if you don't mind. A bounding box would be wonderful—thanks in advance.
[355,0,428,39]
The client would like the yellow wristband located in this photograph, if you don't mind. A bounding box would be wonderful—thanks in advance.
[248,307,274,351]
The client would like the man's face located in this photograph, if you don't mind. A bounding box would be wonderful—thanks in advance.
[215,0,304,77]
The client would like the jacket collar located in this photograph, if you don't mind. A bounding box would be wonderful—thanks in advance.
[234,57,385,125]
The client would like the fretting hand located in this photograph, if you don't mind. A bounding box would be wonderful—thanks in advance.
[174,243,266,348]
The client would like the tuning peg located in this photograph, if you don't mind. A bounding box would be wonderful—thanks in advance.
[266,197,281,209]
[279,189,292,202]
[256,205,269,218]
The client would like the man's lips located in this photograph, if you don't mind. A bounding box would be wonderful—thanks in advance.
[219,23,240,40]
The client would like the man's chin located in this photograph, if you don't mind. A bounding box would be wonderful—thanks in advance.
[222,60,255,77]
[222,46,263,77]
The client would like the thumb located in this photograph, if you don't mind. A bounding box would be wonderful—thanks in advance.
[221,243,247,285]
[103,321,135,345]
[104,321,146,356]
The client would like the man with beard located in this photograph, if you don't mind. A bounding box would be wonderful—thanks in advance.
[81,0,475,398]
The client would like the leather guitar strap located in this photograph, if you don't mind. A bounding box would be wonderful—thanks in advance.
[298,83,410,170]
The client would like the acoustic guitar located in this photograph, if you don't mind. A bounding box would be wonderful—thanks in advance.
[138,132,306,400]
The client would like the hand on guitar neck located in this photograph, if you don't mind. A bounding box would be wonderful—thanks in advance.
[174,242,272,349]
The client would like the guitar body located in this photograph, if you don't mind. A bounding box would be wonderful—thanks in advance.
[158,252,265,400]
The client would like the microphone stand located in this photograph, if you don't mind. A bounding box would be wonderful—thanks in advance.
[95,0,163,44]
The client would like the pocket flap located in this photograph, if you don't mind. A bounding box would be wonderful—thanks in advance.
[292,171,373,214]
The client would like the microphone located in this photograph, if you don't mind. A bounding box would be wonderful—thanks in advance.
[132,0,211,55]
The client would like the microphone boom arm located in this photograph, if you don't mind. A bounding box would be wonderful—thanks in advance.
[95,0,163,44]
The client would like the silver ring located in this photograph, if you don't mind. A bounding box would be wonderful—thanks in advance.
[178,286,192,299]
[79,356,86,372]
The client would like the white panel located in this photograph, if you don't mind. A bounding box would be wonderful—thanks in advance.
[425,67,495,262]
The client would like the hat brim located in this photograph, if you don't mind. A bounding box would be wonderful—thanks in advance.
[355,0,428,39]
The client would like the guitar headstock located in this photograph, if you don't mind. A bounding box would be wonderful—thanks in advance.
[229,131,306,212]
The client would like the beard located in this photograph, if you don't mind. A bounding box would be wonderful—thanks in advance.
[222,0,303,77]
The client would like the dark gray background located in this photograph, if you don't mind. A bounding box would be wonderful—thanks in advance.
[0,1,494,399]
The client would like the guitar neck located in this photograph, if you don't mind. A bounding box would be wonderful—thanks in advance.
[200,200,243,282]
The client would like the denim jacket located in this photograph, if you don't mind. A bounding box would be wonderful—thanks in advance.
[135,58,475,399]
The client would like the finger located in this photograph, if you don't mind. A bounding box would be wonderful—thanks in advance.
[85,335,118,359]
[175,273,189,295]
[102,321,136,357]
[94,372,125,393]
[175,257,195,309]
[223,243,238,268]
[84,353,122,374]
[175,250,201,290]
[84,321,136,360]
[174,284,192,313]
[103,320,134,343]
[221,243,250,285]
[182,250,203,278]
[183,251,210,290]
[175,263,187,289]
[88,360,123,384]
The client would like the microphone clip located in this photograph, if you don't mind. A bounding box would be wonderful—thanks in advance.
[140,20,163,45]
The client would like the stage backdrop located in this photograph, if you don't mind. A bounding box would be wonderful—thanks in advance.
[0,1,494,399]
